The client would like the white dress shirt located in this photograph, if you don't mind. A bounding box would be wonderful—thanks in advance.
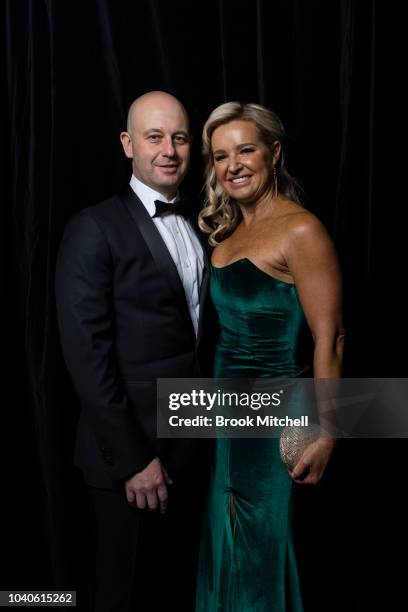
[130,175,204,336]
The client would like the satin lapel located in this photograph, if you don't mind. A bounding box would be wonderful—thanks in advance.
[196,266,210,346]
[119,186,194,330]
[193,219,211,347]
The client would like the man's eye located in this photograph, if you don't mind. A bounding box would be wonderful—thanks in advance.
[174,136,187,144]
[148,135,161,142]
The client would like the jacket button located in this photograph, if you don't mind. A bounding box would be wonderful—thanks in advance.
[100,448,113,465]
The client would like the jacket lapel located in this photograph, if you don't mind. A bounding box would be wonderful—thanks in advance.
[119,186,195,334]
[194,220,211,347]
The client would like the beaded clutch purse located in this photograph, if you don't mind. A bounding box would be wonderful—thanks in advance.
[279,424,322,471]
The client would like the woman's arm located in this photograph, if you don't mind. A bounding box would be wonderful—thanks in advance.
[285,212,345,377]
[284,212,345,483]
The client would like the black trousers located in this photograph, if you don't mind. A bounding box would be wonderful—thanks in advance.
[87,472,207,612]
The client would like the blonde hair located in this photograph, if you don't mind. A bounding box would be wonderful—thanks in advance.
[199,102,301,246]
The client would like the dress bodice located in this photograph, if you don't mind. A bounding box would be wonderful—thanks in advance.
[210,258,307,378]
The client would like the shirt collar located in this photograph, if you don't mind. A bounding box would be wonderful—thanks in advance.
[129,175,179,217]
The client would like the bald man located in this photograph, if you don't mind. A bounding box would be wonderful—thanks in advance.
[55,92,215,611]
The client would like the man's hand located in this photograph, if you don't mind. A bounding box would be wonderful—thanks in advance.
[290,437,336,485]
[125,457,173,513]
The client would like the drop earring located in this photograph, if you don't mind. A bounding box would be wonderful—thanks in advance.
[273,166,278,198]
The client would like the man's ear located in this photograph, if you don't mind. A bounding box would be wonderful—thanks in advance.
[120,132,133,159]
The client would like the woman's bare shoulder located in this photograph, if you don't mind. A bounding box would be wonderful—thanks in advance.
[279,204,327,239]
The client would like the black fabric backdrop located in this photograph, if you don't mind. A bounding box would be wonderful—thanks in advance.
[1,1,406,610]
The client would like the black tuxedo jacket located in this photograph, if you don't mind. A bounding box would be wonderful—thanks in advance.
[55,186,216,489]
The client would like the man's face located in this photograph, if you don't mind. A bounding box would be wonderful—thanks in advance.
[121,98,191,199]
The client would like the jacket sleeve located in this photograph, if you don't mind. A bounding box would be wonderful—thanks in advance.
[55,211,155,480]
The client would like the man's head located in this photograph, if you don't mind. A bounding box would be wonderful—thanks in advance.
[120,91,191,199]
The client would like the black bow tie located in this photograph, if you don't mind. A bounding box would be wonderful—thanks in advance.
[153,198,190,218]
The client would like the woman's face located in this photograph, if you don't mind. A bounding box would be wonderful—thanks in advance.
[211,120,276,204]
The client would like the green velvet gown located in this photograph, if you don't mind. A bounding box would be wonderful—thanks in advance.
[196,258,305,612]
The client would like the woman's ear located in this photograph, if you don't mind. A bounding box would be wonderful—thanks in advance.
[272,141,282,166]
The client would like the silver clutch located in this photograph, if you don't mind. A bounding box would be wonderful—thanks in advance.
[279,424,322,471]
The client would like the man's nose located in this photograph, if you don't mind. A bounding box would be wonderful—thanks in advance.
[162,136,176,157]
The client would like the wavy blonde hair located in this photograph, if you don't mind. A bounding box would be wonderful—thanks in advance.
[199,102,301,246]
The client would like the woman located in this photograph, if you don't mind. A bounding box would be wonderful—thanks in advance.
[195,102,345,611]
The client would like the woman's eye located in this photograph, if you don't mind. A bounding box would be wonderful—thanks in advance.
[214,155,226,162]
[241,148,254,154]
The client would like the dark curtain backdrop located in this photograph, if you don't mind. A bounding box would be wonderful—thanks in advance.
[1,1,405,610]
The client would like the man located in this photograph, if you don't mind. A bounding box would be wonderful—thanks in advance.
[55,91,215,611]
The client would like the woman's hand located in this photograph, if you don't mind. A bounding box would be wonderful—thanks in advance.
[289,437,337,485]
